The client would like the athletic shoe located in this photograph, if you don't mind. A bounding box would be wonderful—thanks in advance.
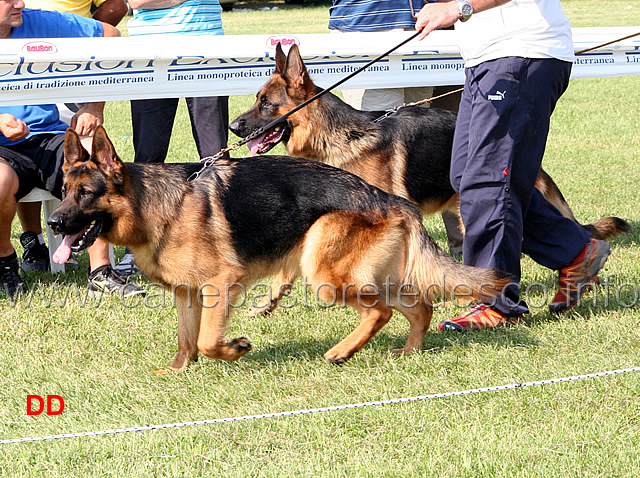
[65,253,80,268]
[549,238,610,314]
[114,252,140,277]
[87,265,146,298]
[438,304,522,332]
[1,252,24,299]
[20,231,50,272]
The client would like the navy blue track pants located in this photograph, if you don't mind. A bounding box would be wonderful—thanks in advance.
[450,57,590,316]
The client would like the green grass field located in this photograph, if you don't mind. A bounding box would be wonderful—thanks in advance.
[2,1,640,476]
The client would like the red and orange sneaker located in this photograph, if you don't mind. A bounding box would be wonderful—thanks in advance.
[438,304,522,332]
[549,238,610,315]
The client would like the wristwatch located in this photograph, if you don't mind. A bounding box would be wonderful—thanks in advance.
[456,0,474,22]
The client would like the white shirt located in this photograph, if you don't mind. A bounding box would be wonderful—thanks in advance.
[455,0,574,67]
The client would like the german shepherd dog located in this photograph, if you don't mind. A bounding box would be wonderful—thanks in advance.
[229,43,631,315]
[48,126,509,371]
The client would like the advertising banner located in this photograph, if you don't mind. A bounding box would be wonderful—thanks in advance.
[1,27,639,106]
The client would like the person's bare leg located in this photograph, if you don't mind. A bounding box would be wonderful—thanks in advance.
[0,159,19,257]
[17,202,43,235]
[88,237,111,272]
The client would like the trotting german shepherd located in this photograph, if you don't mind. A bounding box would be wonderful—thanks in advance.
[230,43,631,316]
[47,126,509,371]
[230,44,631,243]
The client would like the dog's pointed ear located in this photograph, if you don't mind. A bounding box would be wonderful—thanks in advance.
[284,44,311,91]
[63,128,86,174]
[91,125,123,178]
[275,42,286,73]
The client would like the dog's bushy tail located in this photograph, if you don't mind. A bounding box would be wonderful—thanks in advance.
[583,217,633,240]
[399,206,510,305]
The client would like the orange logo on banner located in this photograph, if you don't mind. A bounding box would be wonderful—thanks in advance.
[22,41,58,54]
[266,36,299,49]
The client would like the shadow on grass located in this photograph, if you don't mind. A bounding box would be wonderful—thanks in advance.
[241,325,541,365]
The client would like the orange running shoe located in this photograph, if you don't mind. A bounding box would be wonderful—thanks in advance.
[549,238,610,314]
[438,304,522,332]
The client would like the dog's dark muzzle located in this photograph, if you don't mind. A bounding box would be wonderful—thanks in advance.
[47,212,67,236]
[228,116,251,138]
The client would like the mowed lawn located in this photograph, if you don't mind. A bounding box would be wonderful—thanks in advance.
[1,1,640,476]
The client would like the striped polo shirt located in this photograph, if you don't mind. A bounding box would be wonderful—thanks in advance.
[127,0,224,36]
[328,0,427,32]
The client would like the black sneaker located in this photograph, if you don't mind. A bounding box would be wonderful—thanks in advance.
[1,252,24,299]
[20,231,50,272]
[114,251,140,277]
[87,264,146,298]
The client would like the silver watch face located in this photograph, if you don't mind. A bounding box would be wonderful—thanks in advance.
[459,2,473,21]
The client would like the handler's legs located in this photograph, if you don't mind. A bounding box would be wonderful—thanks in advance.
[131,98,179,164]
[446,57,593,325]
[186,96,230,159]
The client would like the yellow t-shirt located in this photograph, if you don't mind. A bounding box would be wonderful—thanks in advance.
[24,0,107,19]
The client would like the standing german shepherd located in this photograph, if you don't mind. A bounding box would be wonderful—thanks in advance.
[48,126,509,371]
[230,43,631,241]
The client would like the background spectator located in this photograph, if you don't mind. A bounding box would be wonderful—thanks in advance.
[329,0,464,258]
[116,0,229,275]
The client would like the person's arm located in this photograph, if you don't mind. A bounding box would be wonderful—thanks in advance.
[415,0,513,40]
[0,114,29,142]
[128,0,187,10]
[69,22,121,135]
[92,0,129,27]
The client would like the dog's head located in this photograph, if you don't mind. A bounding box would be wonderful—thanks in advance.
[229,42,316,155]
[47,125,123,264]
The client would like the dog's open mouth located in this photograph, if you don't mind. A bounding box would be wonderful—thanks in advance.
[52,219,103,264]
[246,125,287,156]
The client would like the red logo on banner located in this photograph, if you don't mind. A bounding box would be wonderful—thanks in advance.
[27,395,65,416]
[266,36,299,49]
[23,41,58,54]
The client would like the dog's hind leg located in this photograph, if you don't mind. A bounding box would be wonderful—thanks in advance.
[323,295,394,364]
[197,274,253,361]
[390,302,433,356]
[535,168,577,222]
[248,270,296,318]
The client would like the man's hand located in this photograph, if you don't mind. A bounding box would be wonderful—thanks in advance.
[0,113,29,142]
[415,1,461,40]
[69,103,105,136]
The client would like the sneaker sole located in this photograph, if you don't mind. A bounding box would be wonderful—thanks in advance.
[87,287,146,299]
[20,262,50,273]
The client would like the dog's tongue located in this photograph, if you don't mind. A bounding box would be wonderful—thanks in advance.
[247,133,267,157]
[52,233,80,264]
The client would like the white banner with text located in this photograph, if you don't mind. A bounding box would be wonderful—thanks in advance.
[1,27,639,106]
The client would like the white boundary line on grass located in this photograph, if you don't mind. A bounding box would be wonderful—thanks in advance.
[2,366,639,445]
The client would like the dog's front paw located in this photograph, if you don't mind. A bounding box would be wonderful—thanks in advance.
[230,337,252,352]
[323,348,353,365]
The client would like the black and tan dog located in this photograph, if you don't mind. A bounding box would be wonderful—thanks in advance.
[47,126,509,371]
[230,44,631,316]
[230,43,631,242]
